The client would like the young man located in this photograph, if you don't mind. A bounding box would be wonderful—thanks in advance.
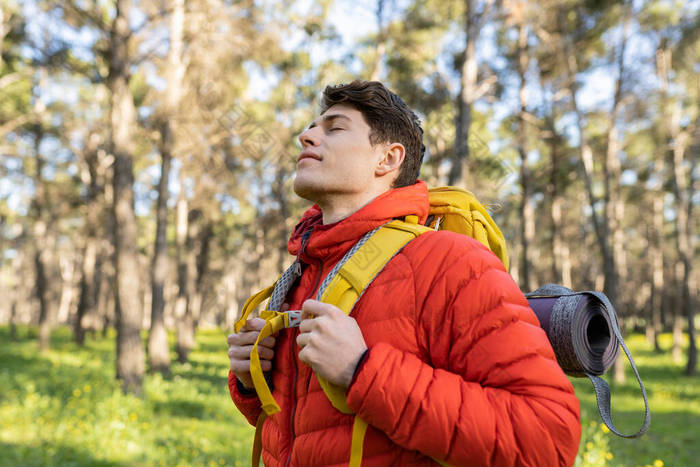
[227,80,581,466]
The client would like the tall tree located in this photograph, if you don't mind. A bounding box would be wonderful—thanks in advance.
[449,0,497,186]
[30,69,54,351]
[108,0,145,394]
[148,0,186,375]
[173,170,193,363]
[73,129,107,345]
[507,0,536,291]
[603,7,631,382]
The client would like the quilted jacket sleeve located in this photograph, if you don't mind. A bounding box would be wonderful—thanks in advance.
[346,234,581,466]
[228,371,263,426]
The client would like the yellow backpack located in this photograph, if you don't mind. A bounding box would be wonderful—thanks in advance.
[234,187,508,466]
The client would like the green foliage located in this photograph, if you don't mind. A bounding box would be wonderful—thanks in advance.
[0,76,31,120]
[572,334,700,467]
[1,328,697,466]
[0,326,253,466]
[576,418,613,466]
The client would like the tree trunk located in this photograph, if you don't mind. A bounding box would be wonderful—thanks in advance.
[672,276,684,363]
[566,71,607,290]
[516,18,534,292]
[449,0,478,186]
[34,224,51,351]
[75,236,99,344]
[148,0,184,375]
[0,5,5,70]
[56,255,75,323]
[74,139,102,345]
[648,182,664,352]
[605,20,629,384]
[546,119,571,287]
[273,164,291,274]
[9,252,22,341]
[562,9,628,381]
[32,135,53,351]
[148,131,172,374]
[370,0,387,81]
[109,0,145,394]
[175,175,194,363]
[667,101,696,375]
[193,220,213,325]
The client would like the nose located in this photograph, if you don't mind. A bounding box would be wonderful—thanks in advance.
[297,127,318,148]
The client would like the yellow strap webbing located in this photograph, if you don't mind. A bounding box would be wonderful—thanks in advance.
[250,312,289,415]
[234,284,275,333]
[349,416,368,467]
[252,412,266,466]
[315,220,430,414]
[319,219,453,466]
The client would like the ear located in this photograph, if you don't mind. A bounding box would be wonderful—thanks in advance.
[375,143,405,178]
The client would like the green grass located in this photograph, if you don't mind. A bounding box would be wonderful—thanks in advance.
[572,333,699,467]
[0,326,254,466]
[0,327,696,466]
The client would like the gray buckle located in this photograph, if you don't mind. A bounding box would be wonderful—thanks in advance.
[286,310,302,328]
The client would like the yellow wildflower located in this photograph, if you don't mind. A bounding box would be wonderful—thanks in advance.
[653,460,663,467]
[600,423,610,434]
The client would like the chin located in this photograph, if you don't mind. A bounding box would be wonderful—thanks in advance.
[293,175,323,202]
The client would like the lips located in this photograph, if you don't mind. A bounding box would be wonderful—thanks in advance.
[297,150,321,163]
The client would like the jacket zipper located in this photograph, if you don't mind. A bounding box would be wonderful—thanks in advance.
[286,331,298,467]
[303,258,324,396]
[286,234,322,467]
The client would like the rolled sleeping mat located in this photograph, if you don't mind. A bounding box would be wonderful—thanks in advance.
[525,284,650,438]
[526,286,619,377]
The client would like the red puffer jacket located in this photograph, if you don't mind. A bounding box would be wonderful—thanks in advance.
[229,181,581,466]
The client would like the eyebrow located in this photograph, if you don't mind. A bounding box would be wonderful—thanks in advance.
[307,113,351,130]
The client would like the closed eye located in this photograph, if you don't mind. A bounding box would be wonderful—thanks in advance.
[329,128,343,131]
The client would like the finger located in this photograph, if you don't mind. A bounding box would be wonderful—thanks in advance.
[298,346,312,367]
[296,332,310,349]
[231,358,271,374]
[241,317,266,331]
[256,345,274,360]
[301,299,331,320]
[228,345,274,360]
[258,336,276,349]
[228,330,262,346]
[298,317,314,333]
[281,303,290,312]
[230,360,250,373]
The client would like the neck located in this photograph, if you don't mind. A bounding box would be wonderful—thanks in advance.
[317,188,389,224]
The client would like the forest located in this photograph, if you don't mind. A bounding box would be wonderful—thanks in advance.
[0,0,698,465]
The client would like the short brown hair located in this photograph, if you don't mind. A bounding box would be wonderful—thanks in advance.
[320,80,425,188]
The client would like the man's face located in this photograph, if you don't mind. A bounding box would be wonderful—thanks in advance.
[293,104,387,203]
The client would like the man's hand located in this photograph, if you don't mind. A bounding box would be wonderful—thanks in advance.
[227,318,276,390]
[296,300,368,388]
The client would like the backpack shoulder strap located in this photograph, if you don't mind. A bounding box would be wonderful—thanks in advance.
[320,219,431,313]
[315,219,432,413]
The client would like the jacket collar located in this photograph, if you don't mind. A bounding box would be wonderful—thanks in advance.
[287,181,430,265]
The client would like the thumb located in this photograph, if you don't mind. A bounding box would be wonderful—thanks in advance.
[301,299,323,319]
[301,299,339,320]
